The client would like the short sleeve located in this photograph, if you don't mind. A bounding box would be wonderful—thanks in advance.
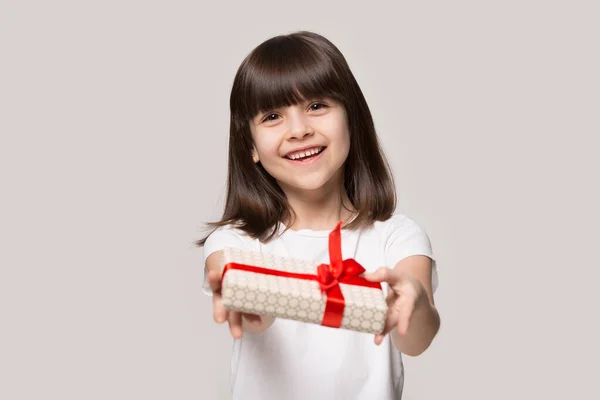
[201,225,254,296]
[384,214,439,293]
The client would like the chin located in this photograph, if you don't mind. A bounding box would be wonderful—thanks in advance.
[267,161,345,192]
[277,176,336,192]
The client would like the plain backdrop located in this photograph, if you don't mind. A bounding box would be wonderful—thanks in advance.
[1,1,599,399]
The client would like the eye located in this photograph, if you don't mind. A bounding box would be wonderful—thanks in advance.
[309,102,328,111]
[262,113,280,123]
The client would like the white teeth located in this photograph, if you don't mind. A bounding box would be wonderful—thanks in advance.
[287,147,323,160]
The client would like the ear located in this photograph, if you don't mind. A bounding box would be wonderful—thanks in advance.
[251,147,259,163]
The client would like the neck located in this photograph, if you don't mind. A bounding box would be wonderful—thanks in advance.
[279,177,356,232]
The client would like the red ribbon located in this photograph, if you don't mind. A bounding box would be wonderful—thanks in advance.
[221,221,381,328]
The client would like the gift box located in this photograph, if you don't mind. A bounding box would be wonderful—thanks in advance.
[219,222,387,334]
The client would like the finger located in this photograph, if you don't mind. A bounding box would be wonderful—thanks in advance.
[374,299,399,345]
[228,310,243,339]
[212,292,228,323]
[374,289,409,346]
[375,296,417,345]
[206,269,222,293]
[242,313,263,326]
[380,313,396,338]
[375,314,397,345]
[363,267,402,286]
[385,291,397,308]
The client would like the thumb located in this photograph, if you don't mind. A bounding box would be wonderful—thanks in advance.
[363,267,399,285]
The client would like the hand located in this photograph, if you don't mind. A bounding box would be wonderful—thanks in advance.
[206,257,265,339]
[363,267,429,346]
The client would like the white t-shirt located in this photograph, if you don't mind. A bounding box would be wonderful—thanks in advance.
[202,213,437,400]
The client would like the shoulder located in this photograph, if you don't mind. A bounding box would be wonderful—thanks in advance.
[378,213,438,292]
[374,213,428,239]
[375,213,435,262]
[203,224,256,260]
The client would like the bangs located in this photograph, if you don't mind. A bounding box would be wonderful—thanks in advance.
[236,35,346,121]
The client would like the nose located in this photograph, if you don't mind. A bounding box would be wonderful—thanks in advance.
[286,109,314,140]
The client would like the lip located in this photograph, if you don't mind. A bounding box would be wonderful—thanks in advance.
[284,147,326,166]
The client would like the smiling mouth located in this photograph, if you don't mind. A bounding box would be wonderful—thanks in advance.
[283,146,327,165]
[284,146,327,161]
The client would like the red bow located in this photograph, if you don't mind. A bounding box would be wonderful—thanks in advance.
[315,221,375,328]
[316,222,367,291]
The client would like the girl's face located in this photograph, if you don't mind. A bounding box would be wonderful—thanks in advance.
[249,97,350,194]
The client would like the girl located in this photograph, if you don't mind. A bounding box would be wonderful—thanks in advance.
[198,31,439,400]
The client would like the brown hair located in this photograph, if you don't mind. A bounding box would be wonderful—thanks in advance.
[196,31,396,246]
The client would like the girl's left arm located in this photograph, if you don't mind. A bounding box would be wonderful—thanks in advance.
[364,255,440,356]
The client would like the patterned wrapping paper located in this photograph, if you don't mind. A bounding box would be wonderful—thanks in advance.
[219,246,388,334]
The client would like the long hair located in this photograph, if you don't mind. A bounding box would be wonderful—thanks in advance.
[196,31,396,246]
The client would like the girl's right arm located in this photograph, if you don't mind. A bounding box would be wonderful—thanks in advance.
[205,250,275,338]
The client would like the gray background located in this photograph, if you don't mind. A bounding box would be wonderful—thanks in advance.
[1,0,598,399]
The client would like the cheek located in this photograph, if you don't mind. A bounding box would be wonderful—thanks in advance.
[327,115,350,145]
[255,136,280,160]
[334,126,351,155]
